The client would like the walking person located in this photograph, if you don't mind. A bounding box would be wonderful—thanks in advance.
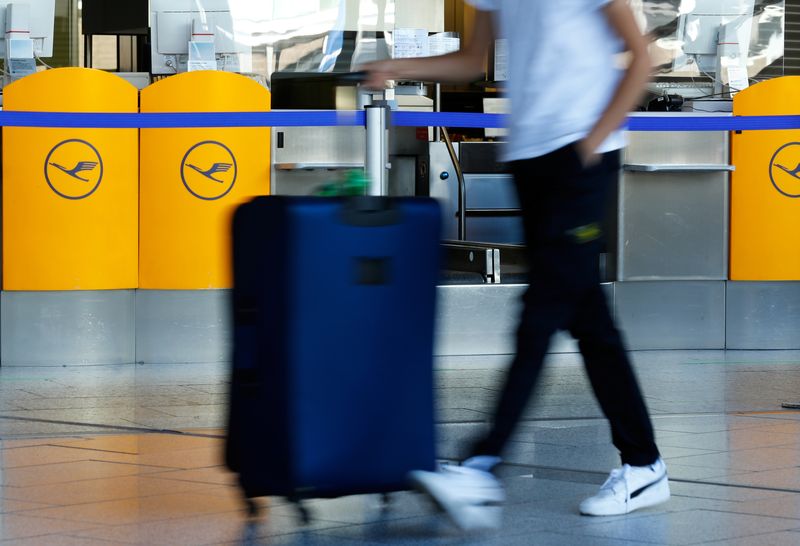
[364,0,669,530]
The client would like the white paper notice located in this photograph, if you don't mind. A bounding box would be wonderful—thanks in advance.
[429,33,460,57]
[393,28,430,59]
[494,39,509,82]
[726,66,750,97]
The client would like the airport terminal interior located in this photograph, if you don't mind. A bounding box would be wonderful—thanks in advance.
[2,0,800,544]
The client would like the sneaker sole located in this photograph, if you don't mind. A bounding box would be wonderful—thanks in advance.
[581,476,670,516]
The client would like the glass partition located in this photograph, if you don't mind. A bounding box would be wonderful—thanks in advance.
[632,0,785,86]
[150,0,444,78]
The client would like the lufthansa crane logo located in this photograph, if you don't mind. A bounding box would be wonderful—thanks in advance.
[180,141,238,200]
[44,139,104,200]
[769,142,800,198]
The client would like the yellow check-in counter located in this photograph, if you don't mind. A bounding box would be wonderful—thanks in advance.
[139,71,271,290]
[1,68,139,365]
[2,68,139,291]
[731,77,800,281]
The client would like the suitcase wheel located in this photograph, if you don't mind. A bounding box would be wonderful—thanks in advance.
[294,500,312,525]
[380,493,393,512]
[244,497,260,519]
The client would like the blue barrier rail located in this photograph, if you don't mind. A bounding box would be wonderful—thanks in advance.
[0,110,799,131]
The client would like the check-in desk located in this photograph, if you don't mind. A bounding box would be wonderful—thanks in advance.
[431,116,737,355]
[727,77,800,349]
[2,68,139,366]
[428,140,602,355]
[614,115,730,350]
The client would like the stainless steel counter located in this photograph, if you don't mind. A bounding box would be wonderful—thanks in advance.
[619,114,732,281]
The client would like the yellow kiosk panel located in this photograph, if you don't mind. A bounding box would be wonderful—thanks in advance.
[2,68,139,291]
[731,77,800,280]
[140,71,271,289]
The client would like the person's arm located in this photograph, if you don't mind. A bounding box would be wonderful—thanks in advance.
[362,10,496,88]
[576,0,652,164]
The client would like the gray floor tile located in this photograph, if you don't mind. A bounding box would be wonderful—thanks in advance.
[703,530,800,546]
[656,430,797,452]
[561,509,800,545]
[650,415,778,434]
[669,481,795,502]
[488,531,665,545]
[708,468,800,491]
[668,492,800,521]
[668,446,800,472]
[307,515,485,545]
[241,532,383,545]
[268,493,433,525]
[665,463,750,481]
[501,476,599,506]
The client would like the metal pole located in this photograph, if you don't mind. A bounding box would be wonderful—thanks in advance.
[441,127,466,241]
[365,102,389,196]
[434,83,442,142]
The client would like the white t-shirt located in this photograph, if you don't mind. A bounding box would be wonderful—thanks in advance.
[465,0,626,162]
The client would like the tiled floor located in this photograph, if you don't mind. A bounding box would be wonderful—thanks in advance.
[1,351,800,544]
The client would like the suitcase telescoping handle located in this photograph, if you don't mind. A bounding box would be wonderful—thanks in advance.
[336,70,368,83]
[340,196,402,227]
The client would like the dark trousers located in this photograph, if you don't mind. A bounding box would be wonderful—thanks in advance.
[470,144,660,467]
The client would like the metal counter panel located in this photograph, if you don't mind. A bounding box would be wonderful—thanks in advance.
[623,129,729,165]
[1,290,135,366]
[619,130,729,281]
[272,126,366,196]
[615,281,726,350]
[272,126,365,166]
[434,284,524,356]
[434,283,614,356]
[136,290,232,364]
[618,171,729,280]
[726,282,800,350]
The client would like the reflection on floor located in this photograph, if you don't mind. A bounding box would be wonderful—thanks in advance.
[1,351,800,545]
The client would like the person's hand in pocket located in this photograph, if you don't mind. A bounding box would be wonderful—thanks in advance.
[575,139,601,168]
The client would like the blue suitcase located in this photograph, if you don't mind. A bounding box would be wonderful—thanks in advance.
[225,196,441,517]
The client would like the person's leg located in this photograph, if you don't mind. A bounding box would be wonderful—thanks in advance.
[469,146,599,460]
[568,284,659,466]
[559,152,659,466]
[410,149,575,528]
[554,152,668,516]
[468,286,569,458]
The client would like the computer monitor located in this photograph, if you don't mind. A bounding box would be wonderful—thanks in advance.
[0,0,55,58]
[673,0,755,75]
[150,0,250,75]
[82,0,148,36]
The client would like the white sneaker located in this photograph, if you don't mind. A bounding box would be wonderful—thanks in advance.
[580,457,670,516]
[409,465,505,531]
[461,455,503,473]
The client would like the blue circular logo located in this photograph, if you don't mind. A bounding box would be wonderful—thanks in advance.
[769,142,800,198]
[180,141,237,201]
[44,139,103,200]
